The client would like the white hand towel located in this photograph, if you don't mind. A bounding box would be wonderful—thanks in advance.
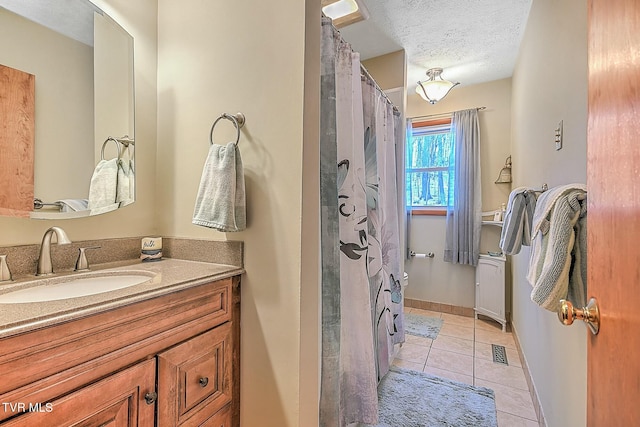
[116,159,133,207]
[192,142,246,232]
[129,159,135,203]
[88,159,118,210]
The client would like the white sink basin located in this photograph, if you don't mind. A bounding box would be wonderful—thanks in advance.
[0,270,156,304]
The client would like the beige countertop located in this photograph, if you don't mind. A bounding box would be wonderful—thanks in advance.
[0,258,243,339]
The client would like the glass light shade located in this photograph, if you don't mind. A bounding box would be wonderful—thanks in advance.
[416,68,459,104]
[322,0,359,19]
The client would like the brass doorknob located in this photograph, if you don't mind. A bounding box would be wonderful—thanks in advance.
[558,298,600,335]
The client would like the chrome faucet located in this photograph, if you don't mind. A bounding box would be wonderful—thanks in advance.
[36,227,72,276]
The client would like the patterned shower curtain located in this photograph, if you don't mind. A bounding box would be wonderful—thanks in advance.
[320,17,404,427]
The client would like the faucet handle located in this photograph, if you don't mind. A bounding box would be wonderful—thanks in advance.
[0,255,12,282]
[75,246,101,272]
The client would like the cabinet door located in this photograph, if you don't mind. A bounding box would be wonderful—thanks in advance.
[200,404,231,427]
[158,323,233,426]
[476,259,505,321]
[1,359,156,427]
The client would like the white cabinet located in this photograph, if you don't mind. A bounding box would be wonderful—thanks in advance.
[475,254,507,332]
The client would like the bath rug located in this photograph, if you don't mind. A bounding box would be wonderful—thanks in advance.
[403,313,443,339]
[367,366,497,427]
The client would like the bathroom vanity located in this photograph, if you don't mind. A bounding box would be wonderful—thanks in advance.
[0,259,242,427]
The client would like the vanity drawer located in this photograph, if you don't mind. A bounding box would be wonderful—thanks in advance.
[158,323,232,426]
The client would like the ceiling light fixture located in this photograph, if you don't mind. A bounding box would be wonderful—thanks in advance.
[415,68,460,104]
[322,0,370,28]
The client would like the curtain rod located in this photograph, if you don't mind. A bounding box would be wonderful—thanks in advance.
[324,16,400,115]
[411,106,486,122]
[359,64,401,115]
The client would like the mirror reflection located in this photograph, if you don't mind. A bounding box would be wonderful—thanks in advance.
[0,0,135,219]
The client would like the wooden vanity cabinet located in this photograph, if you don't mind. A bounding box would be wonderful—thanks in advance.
[0,275,241,427]
[2,358,157,427]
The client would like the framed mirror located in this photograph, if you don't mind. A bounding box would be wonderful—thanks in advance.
[0,0,135,219]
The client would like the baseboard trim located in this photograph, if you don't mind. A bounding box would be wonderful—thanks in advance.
[404,298,475,318]
[511,324,547,427]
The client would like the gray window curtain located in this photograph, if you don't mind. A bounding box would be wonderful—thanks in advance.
[444,109,482,266]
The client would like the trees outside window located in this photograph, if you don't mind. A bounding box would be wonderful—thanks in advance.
[406,119,454,213]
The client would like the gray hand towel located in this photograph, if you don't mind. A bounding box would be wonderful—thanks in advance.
[192,142,246,232]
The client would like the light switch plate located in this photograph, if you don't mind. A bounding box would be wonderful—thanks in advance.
[555,120,563,150]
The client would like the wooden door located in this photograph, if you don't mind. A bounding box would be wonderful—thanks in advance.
[587,0,640,425]
[1,359,156,426]
[0,64,35,218]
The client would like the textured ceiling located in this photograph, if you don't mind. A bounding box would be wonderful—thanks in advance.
[339,0,532,91]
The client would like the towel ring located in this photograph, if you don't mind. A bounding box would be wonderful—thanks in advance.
[209,112,245,146]
[101,137,123,160]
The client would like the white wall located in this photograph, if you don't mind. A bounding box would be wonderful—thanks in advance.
[405,79,512,308]
[156,1,318,425]
[0,0,157,245]
[511,0,588,425]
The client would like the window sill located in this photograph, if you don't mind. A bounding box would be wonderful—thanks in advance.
[410,209,447,216]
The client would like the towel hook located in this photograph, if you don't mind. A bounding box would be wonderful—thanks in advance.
[209,112,245,146]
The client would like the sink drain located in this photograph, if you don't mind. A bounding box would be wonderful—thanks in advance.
[492,344,508,365]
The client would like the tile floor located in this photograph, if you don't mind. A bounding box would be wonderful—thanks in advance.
[393,308,539,427]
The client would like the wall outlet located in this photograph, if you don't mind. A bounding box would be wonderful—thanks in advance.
[555,120,563,150]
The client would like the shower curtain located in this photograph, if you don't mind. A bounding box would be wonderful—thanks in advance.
[320,17,404,427]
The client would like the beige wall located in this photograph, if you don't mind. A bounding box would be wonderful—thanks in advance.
[94,12,135,164]
[362,50,405,90]
[510,0,588,425]
[0,0,157,245]
[156,0,317,425]
[404,79,512,308]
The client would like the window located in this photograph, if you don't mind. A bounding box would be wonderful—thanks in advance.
[406,118,454,214]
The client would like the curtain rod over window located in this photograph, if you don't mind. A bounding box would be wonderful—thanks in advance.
[411,106,486,122]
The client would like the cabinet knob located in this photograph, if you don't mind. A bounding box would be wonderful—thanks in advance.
[144,391,158,405]
[199,377,209,387]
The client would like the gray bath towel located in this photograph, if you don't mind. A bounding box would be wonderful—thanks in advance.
[192,142,246,232]
[527,185,587,311]
[500,187,537,255]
